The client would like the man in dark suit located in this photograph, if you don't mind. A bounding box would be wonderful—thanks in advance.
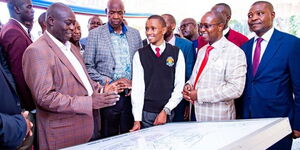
[240,1,300,149]
[198,3,249,50]
[161,14,195,122]
[0,45,32,150]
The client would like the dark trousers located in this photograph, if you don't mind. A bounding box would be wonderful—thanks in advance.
[141,110,174,128]
[267,134,292,150]
[173,100,196,122]
[100,93,133,138]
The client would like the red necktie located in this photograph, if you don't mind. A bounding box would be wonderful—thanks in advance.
[155,47,161,57]
[193,45,214,89]
[252,38,263,76]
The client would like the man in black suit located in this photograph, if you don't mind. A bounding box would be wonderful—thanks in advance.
[0,45,32,150]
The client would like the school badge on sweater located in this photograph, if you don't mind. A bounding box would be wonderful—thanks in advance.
[166,56,175,67]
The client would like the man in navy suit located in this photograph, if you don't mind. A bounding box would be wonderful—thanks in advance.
[240,1,300,149]
[162,14,195,122]
[0,45,32,150]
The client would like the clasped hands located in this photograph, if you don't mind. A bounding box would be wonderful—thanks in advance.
[92,78,132,109]
[182,83,197,103]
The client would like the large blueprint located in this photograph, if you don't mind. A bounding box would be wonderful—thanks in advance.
[62,118,291,150]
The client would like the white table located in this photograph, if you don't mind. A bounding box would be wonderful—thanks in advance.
[62,118,291,150]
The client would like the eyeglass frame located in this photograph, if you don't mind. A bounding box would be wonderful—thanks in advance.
[198,22,222,29]
[179,22,196,30]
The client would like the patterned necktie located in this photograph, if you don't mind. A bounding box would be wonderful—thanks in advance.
[252,38,263,76]
[155,47,161,57]
[193,45,214,89]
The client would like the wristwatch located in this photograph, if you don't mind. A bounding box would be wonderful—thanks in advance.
[163,107,171,115]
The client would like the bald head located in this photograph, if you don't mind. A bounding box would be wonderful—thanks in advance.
[200,11,225,44]
[211,3,231,29]
[252,1,274,12]
[180,18,198,40]
[107,0,124,10]
[38,12,46,33]
[106,0,125,31]
[161,14,176,24]
[46,3,76,44]
[88,16,103,31]
[7,0,34,24]
[204,11,226,25]
[161,14,177,41]
[47,3,73,21]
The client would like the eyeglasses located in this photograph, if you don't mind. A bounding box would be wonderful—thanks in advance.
[198,23,220,29]
[90,22,104,26]
[179,22,195,30]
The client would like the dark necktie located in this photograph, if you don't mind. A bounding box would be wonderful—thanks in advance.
[252,38,263,76]
[193,45,214,89]
[155,47,160,57]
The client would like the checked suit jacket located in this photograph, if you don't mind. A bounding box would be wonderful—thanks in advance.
[188,37,247,121]
[83,24,142,84]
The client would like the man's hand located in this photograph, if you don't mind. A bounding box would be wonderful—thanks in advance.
[129,121,141,132]
[103,81,121,93]
[189,89,197,101]
[21,111,33,137]
[92,92,120,109]
[117,78,132,89]
[153,110,167,126]
[293,130,300,139]
[182,84,197,103]
[113,78,132,96]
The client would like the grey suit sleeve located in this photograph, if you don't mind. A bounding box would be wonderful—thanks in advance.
[83,29,107,83]
[0,113,27,148]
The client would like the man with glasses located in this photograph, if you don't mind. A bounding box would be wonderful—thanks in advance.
[84,0,142,138]
[197,3,249,50]
[182,11,247,121]
[180,18,199,52]
[80,16,104,49]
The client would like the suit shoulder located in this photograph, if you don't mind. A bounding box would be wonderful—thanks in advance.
[25,37,48,55]
[277,30,299,41]
[176,37,193,45]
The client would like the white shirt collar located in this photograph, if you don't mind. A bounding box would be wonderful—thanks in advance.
[254,27,274,43]
[46,31,71,52]
[150,41,166,54]
[223,27,230,36]
[10,18,29,34]
[167,34,176,46]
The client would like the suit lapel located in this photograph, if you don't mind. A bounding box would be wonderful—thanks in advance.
[198,43,223,81]
[70,45,95,90]
[103,25,116,64]
[9,19,32,43]
[125,27,135,60]
[244,38,255,79]
[255,29,282,77]
[43,33,85,88]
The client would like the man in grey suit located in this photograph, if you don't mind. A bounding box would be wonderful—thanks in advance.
[84,0,142,138]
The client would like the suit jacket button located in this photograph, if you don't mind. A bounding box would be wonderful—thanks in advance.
[112,67,115,70]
